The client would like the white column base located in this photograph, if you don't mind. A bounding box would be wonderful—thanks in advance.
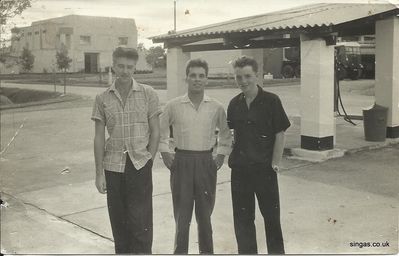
[300,34,335,150]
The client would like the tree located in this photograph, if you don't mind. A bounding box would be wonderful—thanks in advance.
[0,0,32,76]
[19,46,34,72]
[145,46,166,68]
[56,45,72,94]
[0,0,31,25]
[137,42,145,52]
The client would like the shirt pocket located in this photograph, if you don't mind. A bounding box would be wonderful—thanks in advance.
[130,111,149,138]
[130,97,147,115]
[257,133,274,152]
[234,117,248,127]
[103,102,119,125]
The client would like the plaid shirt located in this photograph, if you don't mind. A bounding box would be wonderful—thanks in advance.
[91,78,161,172]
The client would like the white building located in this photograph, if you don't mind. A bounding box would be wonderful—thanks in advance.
[9,15,151,73]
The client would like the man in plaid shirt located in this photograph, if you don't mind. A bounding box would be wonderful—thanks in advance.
[91,47,161,254]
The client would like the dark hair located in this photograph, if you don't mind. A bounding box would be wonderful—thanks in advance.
[185,58,209,76]
[112,47,139,61]
[232,55,258,73]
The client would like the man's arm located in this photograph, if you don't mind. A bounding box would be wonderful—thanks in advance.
[148,114,160,160]
[270,95,290,172]
[94,120,106,194]
[271,131,285,172]
[159,103,175,169]
[214,106,233,170]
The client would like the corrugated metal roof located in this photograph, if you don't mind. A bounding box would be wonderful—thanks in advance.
[151,3,399,41]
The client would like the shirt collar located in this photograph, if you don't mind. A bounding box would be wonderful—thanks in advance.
[239,85,263,101]
[109,77,141,92]
[181,93,212,103]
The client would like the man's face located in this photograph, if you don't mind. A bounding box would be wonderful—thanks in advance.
[186,66,208,94]
[113,57,137,82]
[234,65,258,94]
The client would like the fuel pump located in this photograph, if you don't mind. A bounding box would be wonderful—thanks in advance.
[334,48,357,126]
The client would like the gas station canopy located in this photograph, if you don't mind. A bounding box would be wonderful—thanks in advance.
[151,3,399,51]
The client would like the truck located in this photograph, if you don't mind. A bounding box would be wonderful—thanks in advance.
[280,41,372,80]
[359,43,375,79]
[335,42,363,80]
[281,47,301,79]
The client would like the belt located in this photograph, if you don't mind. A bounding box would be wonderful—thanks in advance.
[175,148,213,154]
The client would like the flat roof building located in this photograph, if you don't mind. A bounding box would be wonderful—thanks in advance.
[9,15,150,73]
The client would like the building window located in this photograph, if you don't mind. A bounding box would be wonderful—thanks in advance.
[42,30,46,34]
[35,31,39,35]
[27,32,32,36]
[80,35,91,45]
[66,34,71,49]
[118,37,128,45]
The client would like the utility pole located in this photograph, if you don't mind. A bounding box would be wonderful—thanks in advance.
[108,65,112,86]
[108,37,113,86]
[174,0,177,32]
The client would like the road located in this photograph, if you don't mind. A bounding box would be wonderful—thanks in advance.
[1,80,397,254]
[1,79,375,116]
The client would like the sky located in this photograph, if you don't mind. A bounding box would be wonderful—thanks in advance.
[4,0,399,47]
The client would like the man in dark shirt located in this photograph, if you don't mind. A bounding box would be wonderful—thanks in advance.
[227,56,290,254]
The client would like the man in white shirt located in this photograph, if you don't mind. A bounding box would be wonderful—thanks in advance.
[159,58,232,254]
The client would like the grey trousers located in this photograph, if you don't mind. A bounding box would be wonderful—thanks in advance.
[170,149,217,254]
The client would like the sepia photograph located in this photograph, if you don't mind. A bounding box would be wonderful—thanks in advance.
[1,0,398,254]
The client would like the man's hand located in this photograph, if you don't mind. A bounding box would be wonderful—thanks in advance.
[161,152,175,170]
[272,164,280,173]
[95,172,107,194]
[213,154,225,171]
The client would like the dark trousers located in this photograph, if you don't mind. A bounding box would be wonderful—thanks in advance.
[105,156,153,254]
[231,165,285,255]
[170,149,217,254]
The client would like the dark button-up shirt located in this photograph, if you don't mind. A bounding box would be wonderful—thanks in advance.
[227,86,290,167]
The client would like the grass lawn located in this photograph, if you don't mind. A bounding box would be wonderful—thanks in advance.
[1,68,300,89]
[0,87,62,104]
[0,87,82,109]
